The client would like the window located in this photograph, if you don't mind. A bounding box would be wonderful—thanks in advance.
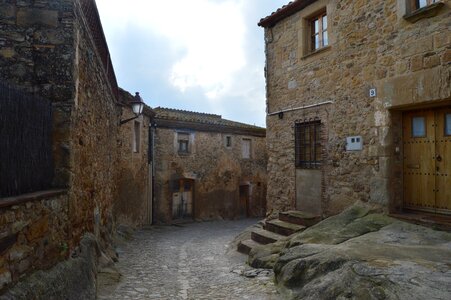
[415,0,437,9]
[311,12,328,52]
[178,133,190,153]
[412,116,426,137]
[445,113,451,136]
[404,0,444,22]
[295,121,321,169]
[242,139,251,159]
[133,121,140,153]
[225,136,232,148]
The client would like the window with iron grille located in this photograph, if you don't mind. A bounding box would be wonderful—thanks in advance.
[295,121,321,169]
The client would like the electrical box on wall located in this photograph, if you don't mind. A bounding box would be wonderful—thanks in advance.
[346,136,363,151]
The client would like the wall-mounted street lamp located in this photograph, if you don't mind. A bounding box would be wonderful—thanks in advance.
[120,92,145,125]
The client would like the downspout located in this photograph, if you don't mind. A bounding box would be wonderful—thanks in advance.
[151,123,156,224]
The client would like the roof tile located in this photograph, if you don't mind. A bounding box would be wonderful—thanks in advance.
[154,107,265,130]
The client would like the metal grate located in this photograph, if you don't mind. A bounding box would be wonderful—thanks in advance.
[80,0,118,99]
[295,121,321,169]
[0,82,54,198]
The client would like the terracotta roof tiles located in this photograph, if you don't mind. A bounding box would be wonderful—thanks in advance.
[154,107,265,131]
[258,0,318,28]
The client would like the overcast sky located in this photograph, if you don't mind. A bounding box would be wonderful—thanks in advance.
[95,0,287,127]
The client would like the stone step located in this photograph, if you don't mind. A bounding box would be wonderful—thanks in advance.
[251,228,285,245]
[279,210,321,227]
[265,219,306,236]
[237,239,261,255]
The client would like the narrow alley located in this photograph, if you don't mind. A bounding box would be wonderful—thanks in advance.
[97,220,280,300]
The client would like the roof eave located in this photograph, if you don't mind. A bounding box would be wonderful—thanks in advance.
[258,0,318,28]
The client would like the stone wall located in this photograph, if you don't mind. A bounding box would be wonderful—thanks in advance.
[69,0,120,247]
[0,0,75,185]
[0,192,69,290]
[115,89,152,228]
[154,127,267,223]
[0,0,124,293]
[263,0,451,216]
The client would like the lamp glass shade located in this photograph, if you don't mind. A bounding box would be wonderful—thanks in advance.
[132,102,144,115]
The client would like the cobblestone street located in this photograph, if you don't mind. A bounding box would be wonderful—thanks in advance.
[98,220,280,300]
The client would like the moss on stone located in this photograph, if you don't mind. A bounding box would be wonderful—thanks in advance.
[288,203,388,247]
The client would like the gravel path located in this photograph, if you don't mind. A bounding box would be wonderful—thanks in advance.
[97,220,280,300]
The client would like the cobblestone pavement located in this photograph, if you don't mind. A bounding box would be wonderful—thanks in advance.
[97,220,281,300]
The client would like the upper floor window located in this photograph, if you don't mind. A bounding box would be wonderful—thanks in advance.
[311,12,328,52]
[178,133,190,154]
[415,0,437,9]
[225,136,232,148]
[403,0,444,22]
[242,139,251,159]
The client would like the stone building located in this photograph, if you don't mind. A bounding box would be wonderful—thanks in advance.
[153,108,267,223]
[0,0,152,295]
[259,0,450,218]
[115,89,155,228]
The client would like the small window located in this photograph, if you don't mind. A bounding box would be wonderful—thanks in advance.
[412,116,426,137]
[445,113,451,136]
[184,180,192,191]
[242,139,251,159]
[178,133,190,153]
[179,140,188,153]
[295,121,321,169]
[225,136,232,148]
[415,0,437,9]
[133,121,140,153]
[311,12,328,52]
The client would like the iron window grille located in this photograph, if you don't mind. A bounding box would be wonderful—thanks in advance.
[295,121,322,169]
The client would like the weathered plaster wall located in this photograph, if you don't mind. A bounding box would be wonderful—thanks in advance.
[264,0,451,216]
[154,128,267,223]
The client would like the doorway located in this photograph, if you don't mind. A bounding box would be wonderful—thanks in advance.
[172,179,194,220]
[239,185,250,218]
[403,107,451,214]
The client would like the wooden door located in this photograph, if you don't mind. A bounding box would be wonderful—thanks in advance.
[239,185,250,218]
[403,108,451,214]
[172,179,193,220]
[435,109,451,211]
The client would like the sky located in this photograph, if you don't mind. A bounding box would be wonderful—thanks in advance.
[95,0,288,127]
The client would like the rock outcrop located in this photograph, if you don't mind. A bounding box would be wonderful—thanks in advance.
[248,203,451,299]
[1,234,100,300]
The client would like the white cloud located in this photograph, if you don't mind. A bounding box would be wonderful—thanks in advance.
[95,0,288,126]
[96,0,246,102]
